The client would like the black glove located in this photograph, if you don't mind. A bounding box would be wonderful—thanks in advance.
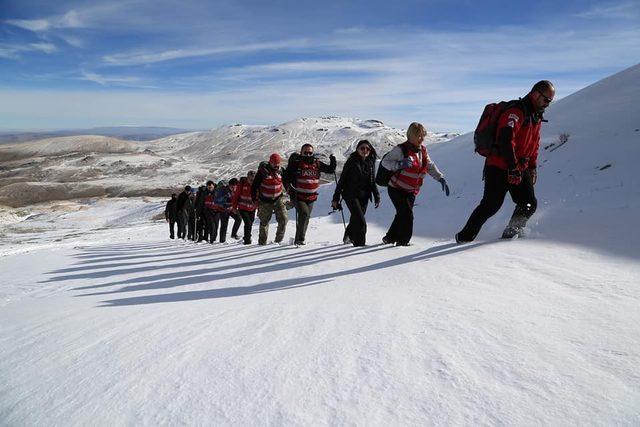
[529,168,537,185]
[439,178,450,196]
[507,169,522,185]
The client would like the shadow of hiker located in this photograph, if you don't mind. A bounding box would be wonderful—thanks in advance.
[69,244,348,291]
[55,243,275,275]
[78,244,360,295]
[97,241,488,307]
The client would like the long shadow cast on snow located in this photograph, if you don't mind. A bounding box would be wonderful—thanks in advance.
[46,242,287,283]
[79,243,363,297]
[54,242,271,275]
[95,241,489,307]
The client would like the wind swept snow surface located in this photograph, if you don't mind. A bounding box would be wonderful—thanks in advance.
[1,65,640,424]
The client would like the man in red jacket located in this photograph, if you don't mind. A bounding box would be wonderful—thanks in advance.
[456,80,555,242]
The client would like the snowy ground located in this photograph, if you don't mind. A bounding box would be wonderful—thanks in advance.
[1,183,639,425]
[1,65,640,424]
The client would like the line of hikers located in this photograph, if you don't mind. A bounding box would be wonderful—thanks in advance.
[165,80,555,247]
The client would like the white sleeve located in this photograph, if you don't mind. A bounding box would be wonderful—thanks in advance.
[380,146,404,171]
[426,152,444,180]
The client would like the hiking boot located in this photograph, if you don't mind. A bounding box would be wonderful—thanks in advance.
[382,236,394,245]
[395,242,411,246]
[501,226,522,239]
[455,232,472,244]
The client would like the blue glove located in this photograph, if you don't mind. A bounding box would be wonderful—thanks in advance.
[439,178,450,196]
[398,157,413,169]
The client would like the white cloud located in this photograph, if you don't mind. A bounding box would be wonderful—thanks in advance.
[102,39,312,66]
[575,1,640,19]
[0,42,57,58]
[79,71,158,89]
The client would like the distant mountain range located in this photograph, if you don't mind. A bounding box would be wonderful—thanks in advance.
[0,127,194,144]
[0,117,459,207]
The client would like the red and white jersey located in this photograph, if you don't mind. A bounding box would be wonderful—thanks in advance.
[293,161,321,201]
[259,169,283,199]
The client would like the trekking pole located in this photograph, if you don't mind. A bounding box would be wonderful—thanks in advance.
[333,171,347,230]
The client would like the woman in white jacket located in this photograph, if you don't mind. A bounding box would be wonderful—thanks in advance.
[381,122,450,245]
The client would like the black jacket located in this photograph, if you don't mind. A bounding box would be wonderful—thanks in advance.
[176,190,190,212]
[333,153,380,204]
[165,198,177,220]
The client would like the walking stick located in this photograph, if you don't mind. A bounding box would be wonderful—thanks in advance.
[333,171,347,230]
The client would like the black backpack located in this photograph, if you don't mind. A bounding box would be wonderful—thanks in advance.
[473,99,523,157]
[375,144,409,187]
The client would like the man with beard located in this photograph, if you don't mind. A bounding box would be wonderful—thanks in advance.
[252,153,287,245]
[284,144,336,245]
[456,80,555,242]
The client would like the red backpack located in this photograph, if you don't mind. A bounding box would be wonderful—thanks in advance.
[473,99,522,157]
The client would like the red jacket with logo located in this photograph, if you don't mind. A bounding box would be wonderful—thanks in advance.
[486,94,542,171]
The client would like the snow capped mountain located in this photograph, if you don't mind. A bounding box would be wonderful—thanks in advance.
[0,117,458,207]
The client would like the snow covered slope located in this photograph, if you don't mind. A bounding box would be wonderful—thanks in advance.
[412,63,640,258]
[0,65,639,425]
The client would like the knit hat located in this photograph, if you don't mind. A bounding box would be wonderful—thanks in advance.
[269,153,281,164]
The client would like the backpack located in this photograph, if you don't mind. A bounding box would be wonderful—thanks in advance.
[473,99,523,157]
[375,144,409,187]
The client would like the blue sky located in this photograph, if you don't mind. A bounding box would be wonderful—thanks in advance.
[1,0,639,132]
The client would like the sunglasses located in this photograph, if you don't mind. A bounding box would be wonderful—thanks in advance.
[537,90,553,103]
[358,146,371,151]
[302,151,313,155]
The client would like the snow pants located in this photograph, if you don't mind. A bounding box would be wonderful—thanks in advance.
[457,166,537,241]
[229,211,242,238]
[294,200,314,244]
[344,195,370,246]
[211,211,229,243]
[177,210,188,239]
[384,186,416,245]
[168,219,176,239]
[257,198,287,245]
[239,209,256,244]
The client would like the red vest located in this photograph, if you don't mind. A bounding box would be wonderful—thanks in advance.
[260,169,283,199]
[234,182,256,211]
[293,160,321,201]
[389,145,428,195]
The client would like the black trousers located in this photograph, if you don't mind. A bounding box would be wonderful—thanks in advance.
[176,211,188,239]
[204,210,217,243]
[239,210,256,244]
[168,219,176,239]
[196,211,207,241]
[384,186,416,245]
[229,212,242,238]
[187,215,196,240]
[458,166,537,241]
[294,200,315,244]
[344,195,370,246]
[211,212,229,243]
